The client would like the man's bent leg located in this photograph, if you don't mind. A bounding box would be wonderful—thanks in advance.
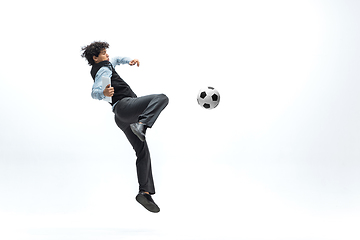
[114,94,169,128]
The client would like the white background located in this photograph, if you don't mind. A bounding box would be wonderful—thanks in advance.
[0,0,359,239]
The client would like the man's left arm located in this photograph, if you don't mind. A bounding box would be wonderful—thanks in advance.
[111,57,140,67]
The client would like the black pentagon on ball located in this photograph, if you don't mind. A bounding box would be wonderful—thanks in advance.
[211,94,219,101]
[200,91,207,99]
[203,103,211,109]
[208,86,214,90]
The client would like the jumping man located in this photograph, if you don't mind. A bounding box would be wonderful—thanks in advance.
[81,41,169,213]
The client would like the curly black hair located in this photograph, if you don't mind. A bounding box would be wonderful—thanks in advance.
[81,41,110,66]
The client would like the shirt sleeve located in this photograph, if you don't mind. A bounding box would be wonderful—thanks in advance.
[91,66,112,100]
[111,56,132,66]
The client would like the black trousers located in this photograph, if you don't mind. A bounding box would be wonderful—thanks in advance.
[113,94,169,195]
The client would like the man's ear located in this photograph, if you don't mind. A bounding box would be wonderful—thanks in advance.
[93,55,98,63]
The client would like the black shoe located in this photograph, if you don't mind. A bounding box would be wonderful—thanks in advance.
[130,122,146,142]
[136,192,160,213]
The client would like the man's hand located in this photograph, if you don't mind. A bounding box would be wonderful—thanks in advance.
[103,84,114,97]
[129,59,140,67]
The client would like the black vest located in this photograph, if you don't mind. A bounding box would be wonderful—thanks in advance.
[91,61,137,106]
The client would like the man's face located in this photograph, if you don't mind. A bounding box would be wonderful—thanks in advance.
[93,49,109,64]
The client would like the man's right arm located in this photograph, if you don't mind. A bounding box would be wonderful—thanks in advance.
[91,67,112,100]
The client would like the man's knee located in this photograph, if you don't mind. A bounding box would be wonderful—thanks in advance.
[158,93,169,106]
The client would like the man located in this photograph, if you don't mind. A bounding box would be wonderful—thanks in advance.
[81,41,169,213]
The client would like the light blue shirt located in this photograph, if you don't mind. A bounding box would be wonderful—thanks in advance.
[91,56,132,103]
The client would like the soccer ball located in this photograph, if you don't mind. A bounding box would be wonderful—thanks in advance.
[197,87,220,109]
